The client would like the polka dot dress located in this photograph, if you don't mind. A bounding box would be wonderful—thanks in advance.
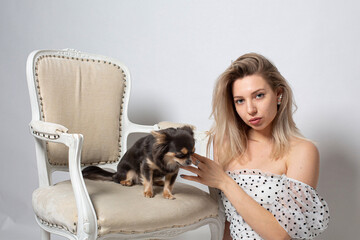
[220,169,330,240]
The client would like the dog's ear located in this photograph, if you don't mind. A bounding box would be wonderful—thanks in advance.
[179,125,194,136]
[151,130,169,145]
[151,130,171,160]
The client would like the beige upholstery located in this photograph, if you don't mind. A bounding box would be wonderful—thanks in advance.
[35,56,126,166]
[32,180,219,236]
[28,50,223,239]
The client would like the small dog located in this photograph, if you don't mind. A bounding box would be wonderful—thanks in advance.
[82,126,195,199]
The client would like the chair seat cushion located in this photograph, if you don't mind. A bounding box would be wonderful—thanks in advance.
[32,179,219,236]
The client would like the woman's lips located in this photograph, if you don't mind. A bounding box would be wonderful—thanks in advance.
[249,117,262,125]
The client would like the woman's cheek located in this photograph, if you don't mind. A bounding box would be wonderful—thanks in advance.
[236,108,247,124]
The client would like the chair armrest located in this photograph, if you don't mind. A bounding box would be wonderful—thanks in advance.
[29,120,69,141]
[125,121,197,135]
[126,122,159,134]
[29,120,98,239]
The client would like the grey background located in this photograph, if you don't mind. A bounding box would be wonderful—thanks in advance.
[1,0,359,239]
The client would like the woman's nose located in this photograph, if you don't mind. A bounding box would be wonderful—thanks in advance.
[247,101,257,115]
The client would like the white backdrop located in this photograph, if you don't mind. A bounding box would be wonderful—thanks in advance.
[0,0,359,239]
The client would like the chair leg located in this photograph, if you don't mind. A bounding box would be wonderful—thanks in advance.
[41,229,50,240]
[209,222,222,240]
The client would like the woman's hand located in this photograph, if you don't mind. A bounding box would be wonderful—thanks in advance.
[180,153,231,190]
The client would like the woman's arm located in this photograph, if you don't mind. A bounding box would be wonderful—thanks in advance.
[220,169,291,240]
[181,153,291,240]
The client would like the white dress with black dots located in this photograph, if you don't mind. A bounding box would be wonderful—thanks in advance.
[221,169,330,240]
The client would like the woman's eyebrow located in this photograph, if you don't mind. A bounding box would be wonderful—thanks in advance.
[233,88,266,98]
[252,88,266,95]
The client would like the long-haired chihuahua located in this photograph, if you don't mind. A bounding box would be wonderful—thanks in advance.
[82,126,195,199]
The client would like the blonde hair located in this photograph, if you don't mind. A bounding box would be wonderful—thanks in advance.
[208,53,302,168]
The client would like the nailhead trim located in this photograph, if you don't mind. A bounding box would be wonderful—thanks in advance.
[34,52,127,166]
[32,129,60,140]
[118,67,126,162]
[37,216,76,234]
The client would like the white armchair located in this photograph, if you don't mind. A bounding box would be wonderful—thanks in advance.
[26,49,225,240]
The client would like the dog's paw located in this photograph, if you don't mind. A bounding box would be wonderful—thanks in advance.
[144,190,154,198]
[120,180,133,186]
[163,191,175,200]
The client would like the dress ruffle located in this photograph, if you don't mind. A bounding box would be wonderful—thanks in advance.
[222,169,330,239]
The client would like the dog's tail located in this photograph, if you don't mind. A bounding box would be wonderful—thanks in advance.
[82,166,115,181]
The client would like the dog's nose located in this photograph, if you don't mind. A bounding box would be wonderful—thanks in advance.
[185,159,192,165]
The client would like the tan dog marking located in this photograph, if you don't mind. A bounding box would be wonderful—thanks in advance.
[180,147,188,154]
[154,178,165,186]
[163,189,174,200]
[151,131,167,145]
[163,152,176,165]
[146,158,161,171]
[120,170,136,186]
[142,173,154,198]
[163,172,178,200]
[120,180,132,186]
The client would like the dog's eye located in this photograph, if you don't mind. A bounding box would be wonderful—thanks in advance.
[175,153,186,158]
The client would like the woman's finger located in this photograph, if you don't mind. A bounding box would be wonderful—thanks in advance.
[191,156,201,166]
[192,153,210,163]
[180,174,202,184]
[180,165,201,175]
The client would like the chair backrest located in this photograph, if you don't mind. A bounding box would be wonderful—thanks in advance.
[27,49,131,167]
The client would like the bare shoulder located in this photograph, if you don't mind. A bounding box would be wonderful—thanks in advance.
[286,137,320,189]
[290,137,319,159]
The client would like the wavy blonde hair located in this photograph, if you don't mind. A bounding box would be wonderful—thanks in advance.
[208,53,302,169]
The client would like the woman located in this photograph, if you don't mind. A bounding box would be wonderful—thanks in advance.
[180,53,330,240]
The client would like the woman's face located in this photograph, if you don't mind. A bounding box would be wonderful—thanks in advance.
[232,74,280,133]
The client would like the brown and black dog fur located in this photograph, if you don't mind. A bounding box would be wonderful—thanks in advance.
[82,126,195,199]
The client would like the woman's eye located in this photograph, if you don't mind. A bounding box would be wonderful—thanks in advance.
[235,99,244,104]
[256,93,265,99]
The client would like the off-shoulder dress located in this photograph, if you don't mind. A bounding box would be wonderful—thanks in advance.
[220,169,330,240]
